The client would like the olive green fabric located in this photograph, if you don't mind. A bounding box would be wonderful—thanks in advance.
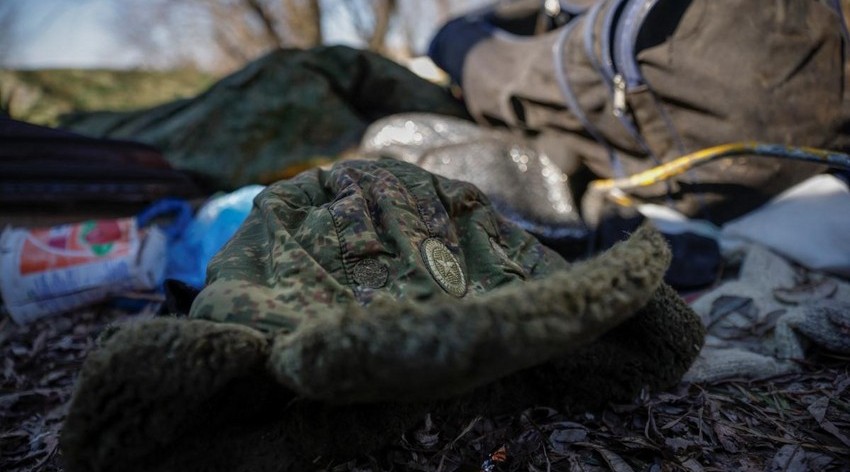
[462,0,850,223]
[191,158,674,402]
[61,46,469,190]
[62,159,705,472]
[191,158,566,333]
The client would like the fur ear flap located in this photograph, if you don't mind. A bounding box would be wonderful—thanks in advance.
[61,318,269,472]
[429,281,705,419]
[542,281,706,411]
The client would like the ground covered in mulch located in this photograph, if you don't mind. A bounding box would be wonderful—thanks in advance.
[1,304,848,472]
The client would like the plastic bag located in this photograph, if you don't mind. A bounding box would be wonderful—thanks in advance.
[165,185,265,288]
[0,217,166,324]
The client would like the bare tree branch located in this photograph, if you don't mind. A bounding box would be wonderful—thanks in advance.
[368,0,396,52]
[110,0,325,71]
[246,0,286,47]
[282,0,322,47]
[336,0,397,53]
[105,0,499,71]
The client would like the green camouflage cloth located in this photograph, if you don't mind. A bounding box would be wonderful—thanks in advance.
[60,46,469,190]
[62,159,705,472]
[192,158,564,332]
[189,158,684,402]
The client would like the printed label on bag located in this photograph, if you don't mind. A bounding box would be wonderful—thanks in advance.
[0,217,166,325]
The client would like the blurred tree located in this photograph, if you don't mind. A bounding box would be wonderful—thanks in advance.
[285,0,323,47]
[111,0,324,72]
[334,0,398,54]
[109,0,483,73]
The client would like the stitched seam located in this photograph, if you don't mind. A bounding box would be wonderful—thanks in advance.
[383,160,435,238]
[327,203,354,289]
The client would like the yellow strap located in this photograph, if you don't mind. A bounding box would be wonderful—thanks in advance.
[589,142,850,193]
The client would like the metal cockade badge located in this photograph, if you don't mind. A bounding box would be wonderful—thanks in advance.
[421,238,467,297]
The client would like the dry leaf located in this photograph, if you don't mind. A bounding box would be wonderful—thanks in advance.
[413,413,440,448]
[807,397,850,448]
[768,444,807,472]
[680,458,705,472]
[774,278,838,305]
[549,424,588,454]
[664,437,697,453]
[593,447,635,472]
[712,422,739,453]
[708,296,757,328]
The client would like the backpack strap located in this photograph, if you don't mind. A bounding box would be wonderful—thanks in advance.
[582,1,608,77]
[554,0,669,176]
[554,19,626,177]
[559,0,598,15]
[610,0,672,162]
[557,0,685,162]
[599,0,627,88]
[612,0,658,93]
[827,0,850,44]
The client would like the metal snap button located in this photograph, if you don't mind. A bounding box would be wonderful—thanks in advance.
[352,258,389,289]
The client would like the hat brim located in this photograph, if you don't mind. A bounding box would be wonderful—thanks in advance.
[270,224,672,403]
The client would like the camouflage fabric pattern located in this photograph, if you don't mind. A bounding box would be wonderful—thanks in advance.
[191,157,565,334]
[190,158,674,403]
[61,46,469,190]
[62,159,700,471]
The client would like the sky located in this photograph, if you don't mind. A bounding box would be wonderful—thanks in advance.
[2,0,131,69]
[2,0,486,71]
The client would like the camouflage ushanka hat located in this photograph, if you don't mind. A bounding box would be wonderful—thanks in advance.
[62,158,704,472]
[191,158,682,402]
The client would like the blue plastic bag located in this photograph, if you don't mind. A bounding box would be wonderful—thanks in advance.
[165,185,265,288]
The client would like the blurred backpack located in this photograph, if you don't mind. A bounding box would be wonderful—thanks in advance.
[431,0,850,224]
